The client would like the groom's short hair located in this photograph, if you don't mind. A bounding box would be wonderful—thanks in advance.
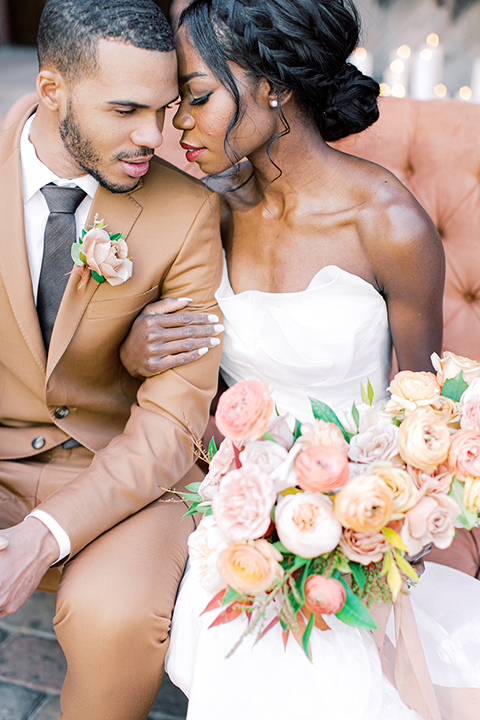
[37,0,174,84]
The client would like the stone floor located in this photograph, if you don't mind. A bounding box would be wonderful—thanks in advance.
[0,591,188,720]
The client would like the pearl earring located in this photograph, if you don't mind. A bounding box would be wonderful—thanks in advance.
[270,99,278,107]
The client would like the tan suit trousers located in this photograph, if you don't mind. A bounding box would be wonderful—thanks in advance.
[0,445,197,720]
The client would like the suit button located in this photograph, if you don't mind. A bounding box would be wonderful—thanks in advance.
[54,406,69,419]
[31,436,46,450]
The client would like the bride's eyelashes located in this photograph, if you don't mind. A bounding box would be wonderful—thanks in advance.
[189,91,213,106]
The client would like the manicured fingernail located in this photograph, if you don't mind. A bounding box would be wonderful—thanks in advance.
[177,297,193,302]
[213,324,224,333]
[210,337,221,346]
[198,347,209,356]
[208,314,219,323]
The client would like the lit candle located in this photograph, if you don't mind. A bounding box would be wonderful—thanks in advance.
[471,58,480,103]
[350,47,374,77]
[383,45,410,98]
[411,33,444,100]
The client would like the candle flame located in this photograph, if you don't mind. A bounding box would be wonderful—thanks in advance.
[426,33,439,48]
[397,45,411,59]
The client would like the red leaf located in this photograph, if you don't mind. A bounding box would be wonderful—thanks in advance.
[208,604,244,628]
[291,611,308,652]
[233,445,242,468]
[301,604,330,631]
[201,588,227,615]
[282,629,290,650]
[257,616,280,641]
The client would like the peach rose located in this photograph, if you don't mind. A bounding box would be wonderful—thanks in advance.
[398,409,450,472]
[83,228,133,286]
[430,396,460,427]
[386,371,441,416]
[218,539,284,595]
[212,463,276,542]
[448,429,480,481]
[334,474,394,533]
[460,397,480,431]
[199,438,236,501]
[463,477,480,512]
[348,424,400,464]
[294,445,348,493]
[401,494,458,556]
[365,461,418,516]
[409,465,453,495]
[340,528,390,565]
[275,492,342,558]
[431,351,480,387]
[299,419,348,452]
[215,380,273,444]
[304,575,346,615]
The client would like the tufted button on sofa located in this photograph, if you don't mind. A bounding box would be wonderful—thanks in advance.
[332,97,480,360]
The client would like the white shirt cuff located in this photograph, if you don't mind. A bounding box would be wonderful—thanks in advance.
[26,510,71,563]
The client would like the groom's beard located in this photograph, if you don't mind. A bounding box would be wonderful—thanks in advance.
[59,99,153,194]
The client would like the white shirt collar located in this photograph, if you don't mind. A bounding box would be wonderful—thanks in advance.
[20,113,99,203]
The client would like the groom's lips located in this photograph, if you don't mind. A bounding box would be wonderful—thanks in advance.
[180,142,207,163]
[119,156,153,177]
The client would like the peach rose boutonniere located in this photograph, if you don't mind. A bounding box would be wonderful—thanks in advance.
[71,215,133,289]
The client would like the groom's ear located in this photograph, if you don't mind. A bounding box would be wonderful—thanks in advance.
[36,69,66,112]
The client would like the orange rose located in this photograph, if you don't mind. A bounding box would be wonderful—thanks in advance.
[386,370,441,415]
[218,539,284,595]
[334,474,394,533]
[215,380,273,444]
[431,351,480,387]
[448,429,480,481]
[365,462,418,516]
[398,409,450,472]
[294,445,348,493]
[304,575,346,615]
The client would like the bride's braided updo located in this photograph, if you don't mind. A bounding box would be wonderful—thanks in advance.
[179,0,379,143]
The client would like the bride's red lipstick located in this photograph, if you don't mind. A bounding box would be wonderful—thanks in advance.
[180,142,207,163]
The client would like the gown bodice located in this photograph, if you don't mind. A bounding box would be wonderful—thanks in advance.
[215,257,392,421]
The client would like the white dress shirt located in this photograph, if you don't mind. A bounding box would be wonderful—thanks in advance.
[21,113,99,561]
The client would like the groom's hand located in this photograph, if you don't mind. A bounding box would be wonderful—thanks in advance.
[0,519,59,618]
[120,297,224,378]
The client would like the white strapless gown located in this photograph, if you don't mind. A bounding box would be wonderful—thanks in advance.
[166,262,480,720]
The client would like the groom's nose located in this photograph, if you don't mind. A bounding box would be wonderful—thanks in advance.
[131,113,165,149]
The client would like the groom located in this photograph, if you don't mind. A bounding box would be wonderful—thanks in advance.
[0,0,223,718]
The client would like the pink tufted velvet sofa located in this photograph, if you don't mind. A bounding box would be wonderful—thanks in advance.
[333,97,480,361]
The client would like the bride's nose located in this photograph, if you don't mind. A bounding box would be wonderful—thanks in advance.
[173,102,195,131]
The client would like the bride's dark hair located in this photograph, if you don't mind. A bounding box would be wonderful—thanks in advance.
[179,0,379,161]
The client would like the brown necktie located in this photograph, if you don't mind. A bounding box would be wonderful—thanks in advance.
[37,183,87,350]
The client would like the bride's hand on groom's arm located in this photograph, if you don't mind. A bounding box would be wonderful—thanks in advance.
[120,297,224,378]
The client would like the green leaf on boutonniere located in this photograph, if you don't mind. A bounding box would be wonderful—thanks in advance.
[441,371,468,402]
[71,243,85,266]
[109,232,122,242]
[309,398,353,442]
[333,570,377,630]
[91,270,105,283]
[448,476,477,530]
[81,228,87,240]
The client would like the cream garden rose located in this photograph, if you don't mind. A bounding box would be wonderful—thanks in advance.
[340,528,390,565]
[199,438,235,500]
[431,351,480,387]
[218,539,284,595]
[239,440,288,476]
[463,477,480,512]
[188,516,228,593]
[348,424,400,464]
[398,409,450,472]
[364,461,418,517]
[386,371,440,416]
[275,492,342,558]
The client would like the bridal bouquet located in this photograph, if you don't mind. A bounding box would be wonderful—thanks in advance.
[184,352,480,659]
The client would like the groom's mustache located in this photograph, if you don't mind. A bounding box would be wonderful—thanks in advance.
[114,148,155,161]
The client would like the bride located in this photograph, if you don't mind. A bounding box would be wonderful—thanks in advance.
[121,0,480,717]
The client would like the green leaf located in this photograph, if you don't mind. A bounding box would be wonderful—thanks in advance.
[91,270,105,283]
[333,570,377,630]
[293,419,302,442]
[301,611,314,661]
[367,379,374,406]
[222,587,240,605]
[181,492,203,502]
[263,431,276,442]
[273,541,293,555]
[185,482,202,493]
[71,243,85,267]
[360,382,369,406]
[309,398,353,442]
[348,561,366,593]
[207,437,217,461]
[81,228,87,239]
[182,500,203,519]
[351,401,360,432]
[441,371,468,402]
[109,232,122,241]
[297,560,312,604]
[448,476,477,530]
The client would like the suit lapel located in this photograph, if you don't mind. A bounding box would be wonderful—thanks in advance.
[46,183,143,378]
[0,137,47,372]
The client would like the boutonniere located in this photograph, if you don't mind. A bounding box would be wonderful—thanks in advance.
[71,214,133,290]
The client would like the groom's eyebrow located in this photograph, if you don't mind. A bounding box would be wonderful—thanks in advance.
[106,98,179,109]
[178,71,208,83]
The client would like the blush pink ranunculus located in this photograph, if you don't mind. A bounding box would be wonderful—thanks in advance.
[397,409,450,472]
[400,494,458,556]
[334,473,394,533]
[340,528,390,565]
[294,445,348,493]
[460,397,480,431]
[212,463,276,542]
[218,539,284,595]
[215,380,273,444]
[275,491,342,558]
[448,429,480,481]
[199,438,236,501]
[304,575,346,615]
[83,228,133,286]
[299,419,349,452]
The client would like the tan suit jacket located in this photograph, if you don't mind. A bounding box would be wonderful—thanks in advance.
[0,112,223,557]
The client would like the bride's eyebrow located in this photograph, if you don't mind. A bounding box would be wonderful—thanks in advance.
[179,71,209,84]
